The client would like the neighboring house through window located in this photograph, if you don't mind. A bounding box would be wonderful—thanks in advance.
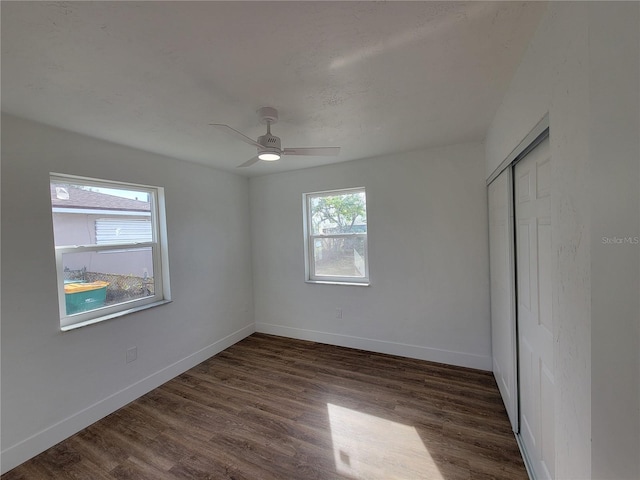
[303,187,369,285]
[95,218,153,245]
[50,174,171,330]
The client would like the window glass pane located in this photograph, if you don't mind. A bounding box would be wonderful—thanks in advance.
[313,236,367,278]
[310,191,367,235]
[62,248,154,315]
[51,181,151,247]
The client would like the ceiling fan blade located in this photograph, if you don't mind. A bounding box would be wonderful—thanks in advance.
[236,156,261,168]
[283,147,340,156]
[210,124,261,148]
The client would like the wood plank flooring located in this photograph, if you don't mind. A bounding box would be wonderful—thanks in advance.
[2,333,528,479]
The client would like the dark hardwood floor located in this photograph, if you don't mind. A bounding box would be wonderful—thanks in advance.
[2,333,528,479]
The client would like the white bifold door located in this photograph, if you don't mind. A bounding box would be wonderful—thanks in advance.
[489,134,554,479]
[515,136,554,479]
[488,168,518,431]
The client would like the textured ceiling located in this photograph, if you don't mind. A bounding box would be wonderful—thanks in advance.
[1,1,546,176]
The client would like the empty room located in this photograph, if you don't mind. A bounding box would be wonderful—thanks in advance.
[1,2,639,479]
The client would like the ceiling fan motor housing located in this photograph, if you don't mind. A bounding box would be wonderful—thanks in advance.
[257,107,282,159]
[257,133,282,159]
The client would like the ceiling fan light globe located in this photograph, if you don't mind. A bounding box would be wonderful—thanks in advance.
[258,152,281,161]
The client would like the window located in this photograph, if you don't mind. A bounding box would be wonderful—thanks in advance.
[95,218,152,245]
[50,174,171,330]
[304,187,369,285]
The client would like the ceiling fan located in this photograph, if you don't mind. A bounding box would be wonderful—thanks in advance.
[210,107,340,168]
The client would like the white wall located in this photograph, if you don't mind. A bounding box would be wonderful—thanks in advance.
[0,115,255,473]
[250,143,491,370]
[486,2,640,478]
[588,4,640,478]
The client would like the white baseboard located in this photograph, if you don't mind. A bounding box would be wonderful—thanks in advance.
[0,323,255,475]
[515,432,536,480]
[255,322,492,371]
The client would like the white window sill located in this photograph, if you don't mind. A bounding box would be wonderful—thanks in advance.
[305,280,370,287]
[61,299,172,331]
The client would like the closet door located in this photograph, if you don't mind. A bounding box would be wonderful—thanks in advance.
[488,168,517,431]
[515,136,554,479]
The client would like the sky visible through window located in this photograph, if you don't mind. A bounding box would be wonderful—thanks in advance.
[90,187,149,202]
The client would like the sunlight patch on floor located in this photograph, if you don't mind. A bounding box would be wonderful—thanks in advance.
[327,403,443,480]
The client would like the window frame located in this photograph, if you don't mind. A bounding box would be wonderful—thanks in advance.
[303,187,370,286]
[50,174,171,330]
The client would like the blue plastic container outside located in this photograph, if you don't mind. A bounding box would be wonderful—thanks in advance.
[64,282,108,315]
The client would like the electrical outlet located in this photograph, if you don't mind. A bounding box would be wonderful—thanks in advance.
[336,308,343,319]
[126,346,137,363]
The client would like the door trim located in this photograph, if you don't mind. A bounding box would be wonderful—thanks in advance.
[487,114,549,185]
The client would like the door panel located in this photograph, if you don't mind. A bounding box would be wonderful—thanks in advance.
[520,336,536,448]
[538,221,553,332]
[540,360,555,479]
[518,220,532,310]
[515,136,555,479]
[488,169,518,431]
[537,159,551,198]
